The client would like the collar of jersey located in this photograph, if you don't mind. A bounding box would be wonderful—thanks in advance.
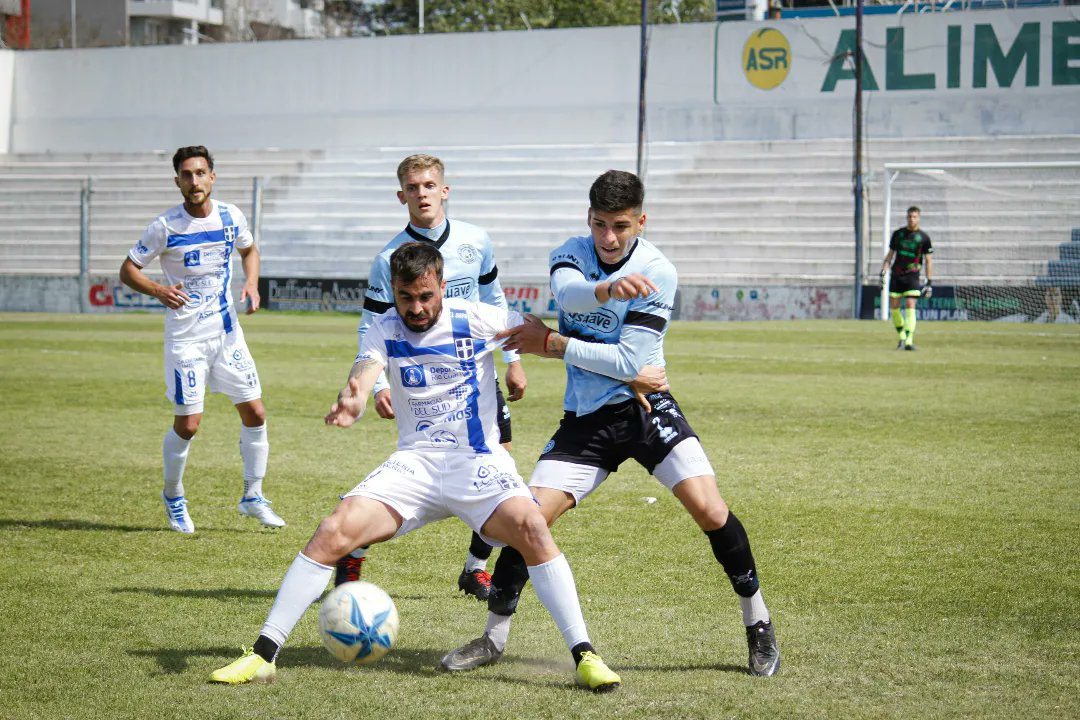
[597,237,640,276]
[405,219,450,248]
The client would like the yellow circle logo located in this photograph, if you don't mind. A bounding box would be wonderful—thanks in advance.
[743,28,791,90]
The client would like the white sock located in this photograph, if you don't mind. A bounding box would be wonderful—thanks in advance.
[465,552,488,573]
[260,552,334,647]
[239,424,269,498]
[740,590,770,626]
[528,553,590,651]
[485,612,513,651]
[162,428,192,498]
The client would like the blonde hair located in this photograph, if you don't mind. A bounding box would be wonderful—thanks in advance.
[396,154,445,185]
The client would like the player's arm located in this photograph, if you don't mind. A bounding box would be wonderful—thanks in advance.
[880,249,896,282]
[921,252,934,297]
[119,257,189,309]
[236,244,261,314]
[358,258,396,417]
[477,245,526,399]
[326,357,385,428]
[550,266,658,313]
[498,313,656,382]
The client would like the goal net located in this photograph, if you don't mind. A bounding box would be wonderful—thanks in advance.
[874,162,1080,323]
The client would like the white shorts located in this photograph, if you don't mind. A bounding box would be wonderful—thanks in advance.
[530,437,715,505]
[164,328,262,416]
[342,449,533,546]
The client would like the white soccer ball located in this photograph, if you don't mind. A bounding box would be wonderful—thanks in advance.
[318,580,399,665]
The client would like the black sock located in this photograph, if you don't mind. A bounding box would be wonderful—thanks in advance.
[253,634,279,663]
[571,641,595,666]
[487,545,530,616]
[469,532,493,561]
[705,511,760,598]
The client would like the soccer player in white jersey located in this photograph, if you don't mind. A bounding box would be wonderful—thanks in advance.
[209,242,621,692]
[119,146,284,533]
[336,154,526,601]
[441,171,781,677]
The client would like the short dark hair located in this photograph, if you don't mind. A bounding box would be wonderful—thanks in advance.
[390,242,444,285]
[589,170,645,213]
[907,206,921,215]
[172,146,214,174]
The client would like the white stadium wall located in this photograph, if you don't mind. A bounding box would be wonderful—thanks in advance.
[7,7,1079,153]
[0,48,13,153]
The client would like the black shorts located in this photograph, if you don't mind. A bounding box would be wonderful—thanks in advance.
[538,392,699,474]
[495,381,511,444]
[889,271,921,295]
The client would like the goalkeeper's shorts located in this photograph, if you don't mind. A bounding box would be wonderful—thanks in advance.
[889,272,922,297]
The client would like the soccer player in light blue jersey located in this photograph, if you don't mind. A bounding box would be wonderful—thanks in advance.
[210,242,620,692]
[119,146,284,534]
[441,170,781,678]
[335,155,526,600]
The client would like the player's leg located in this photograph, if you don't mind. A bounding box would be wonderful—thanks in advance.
[889,293,905,348]
[210,495,401,684]
[161,341,209,533]
[457,383,513,600]
[668,473,777,677]
[902,293,919,350]
[442,464,602,673]
[476,495,619,691]
[210,329,284,527]
[640,394,780,676]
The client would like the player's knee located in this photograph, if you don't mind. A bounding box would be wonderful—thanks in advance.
[307,514,354,562]
[173,416,200,439]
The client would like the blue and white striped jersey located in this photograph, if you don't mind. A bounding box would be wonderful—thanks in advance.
[358,218,518,395]
[549,235,676,416]
[359,298,523,454]
[128,199,253,343]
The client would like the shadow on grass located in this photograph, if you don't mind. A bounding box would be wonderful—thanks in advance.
[111,586,278,600]
[0,518,169,533]
[0,518,250,533]
[128,644,448,677]
[618,661,749,675]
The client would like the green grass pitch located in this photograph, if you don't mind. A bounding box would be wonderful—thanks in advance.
[0,312,1077,719]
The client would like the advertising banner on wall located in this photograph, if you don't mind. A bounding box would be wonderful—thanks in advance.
[259,277,368,313]
[680,286,851,321]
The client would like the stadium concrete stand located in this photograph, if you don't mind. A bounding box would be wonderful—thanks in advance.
[2,135,1077,288]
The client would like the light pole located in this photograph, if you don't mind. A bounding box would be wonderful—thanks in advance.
[70,0,76,48]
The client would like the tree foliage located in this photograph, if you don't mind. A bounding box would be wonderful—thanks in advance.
[324,0,716,36]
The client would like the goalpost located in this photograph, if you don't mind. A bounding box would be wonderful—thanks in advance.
[878,161,1080,323]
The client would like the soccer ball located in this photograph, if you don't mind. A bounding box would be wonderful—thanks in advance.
[318,581,399,665]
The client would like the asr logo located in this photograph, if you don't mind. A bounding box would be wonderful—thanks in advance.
[743,28,791,90]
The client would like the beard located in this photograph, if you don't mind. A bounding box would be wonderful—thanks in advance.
[403,308,440,333]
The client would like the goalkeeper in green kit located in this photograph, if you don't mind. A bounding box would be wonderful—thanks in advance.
[881,206,933,351]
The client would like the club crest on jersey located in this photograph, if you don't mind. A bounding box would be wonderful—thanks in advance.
[458,244,479,264]
[455,338,475,361]
[183,249,201,267]
[401,365,426,387]
[223,225,237,242]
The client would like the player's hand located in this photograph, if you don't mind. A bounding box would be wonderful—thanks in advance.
[879,269,888,285]
[240,282,261,314]
[921,281,933,298]
[504,361,527,402]
[325,377,365,428]
[496,314,552,356]
[373,388,395,419]
[630,365,668,413]
[607,273,658,301]
[155,283,191,309]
